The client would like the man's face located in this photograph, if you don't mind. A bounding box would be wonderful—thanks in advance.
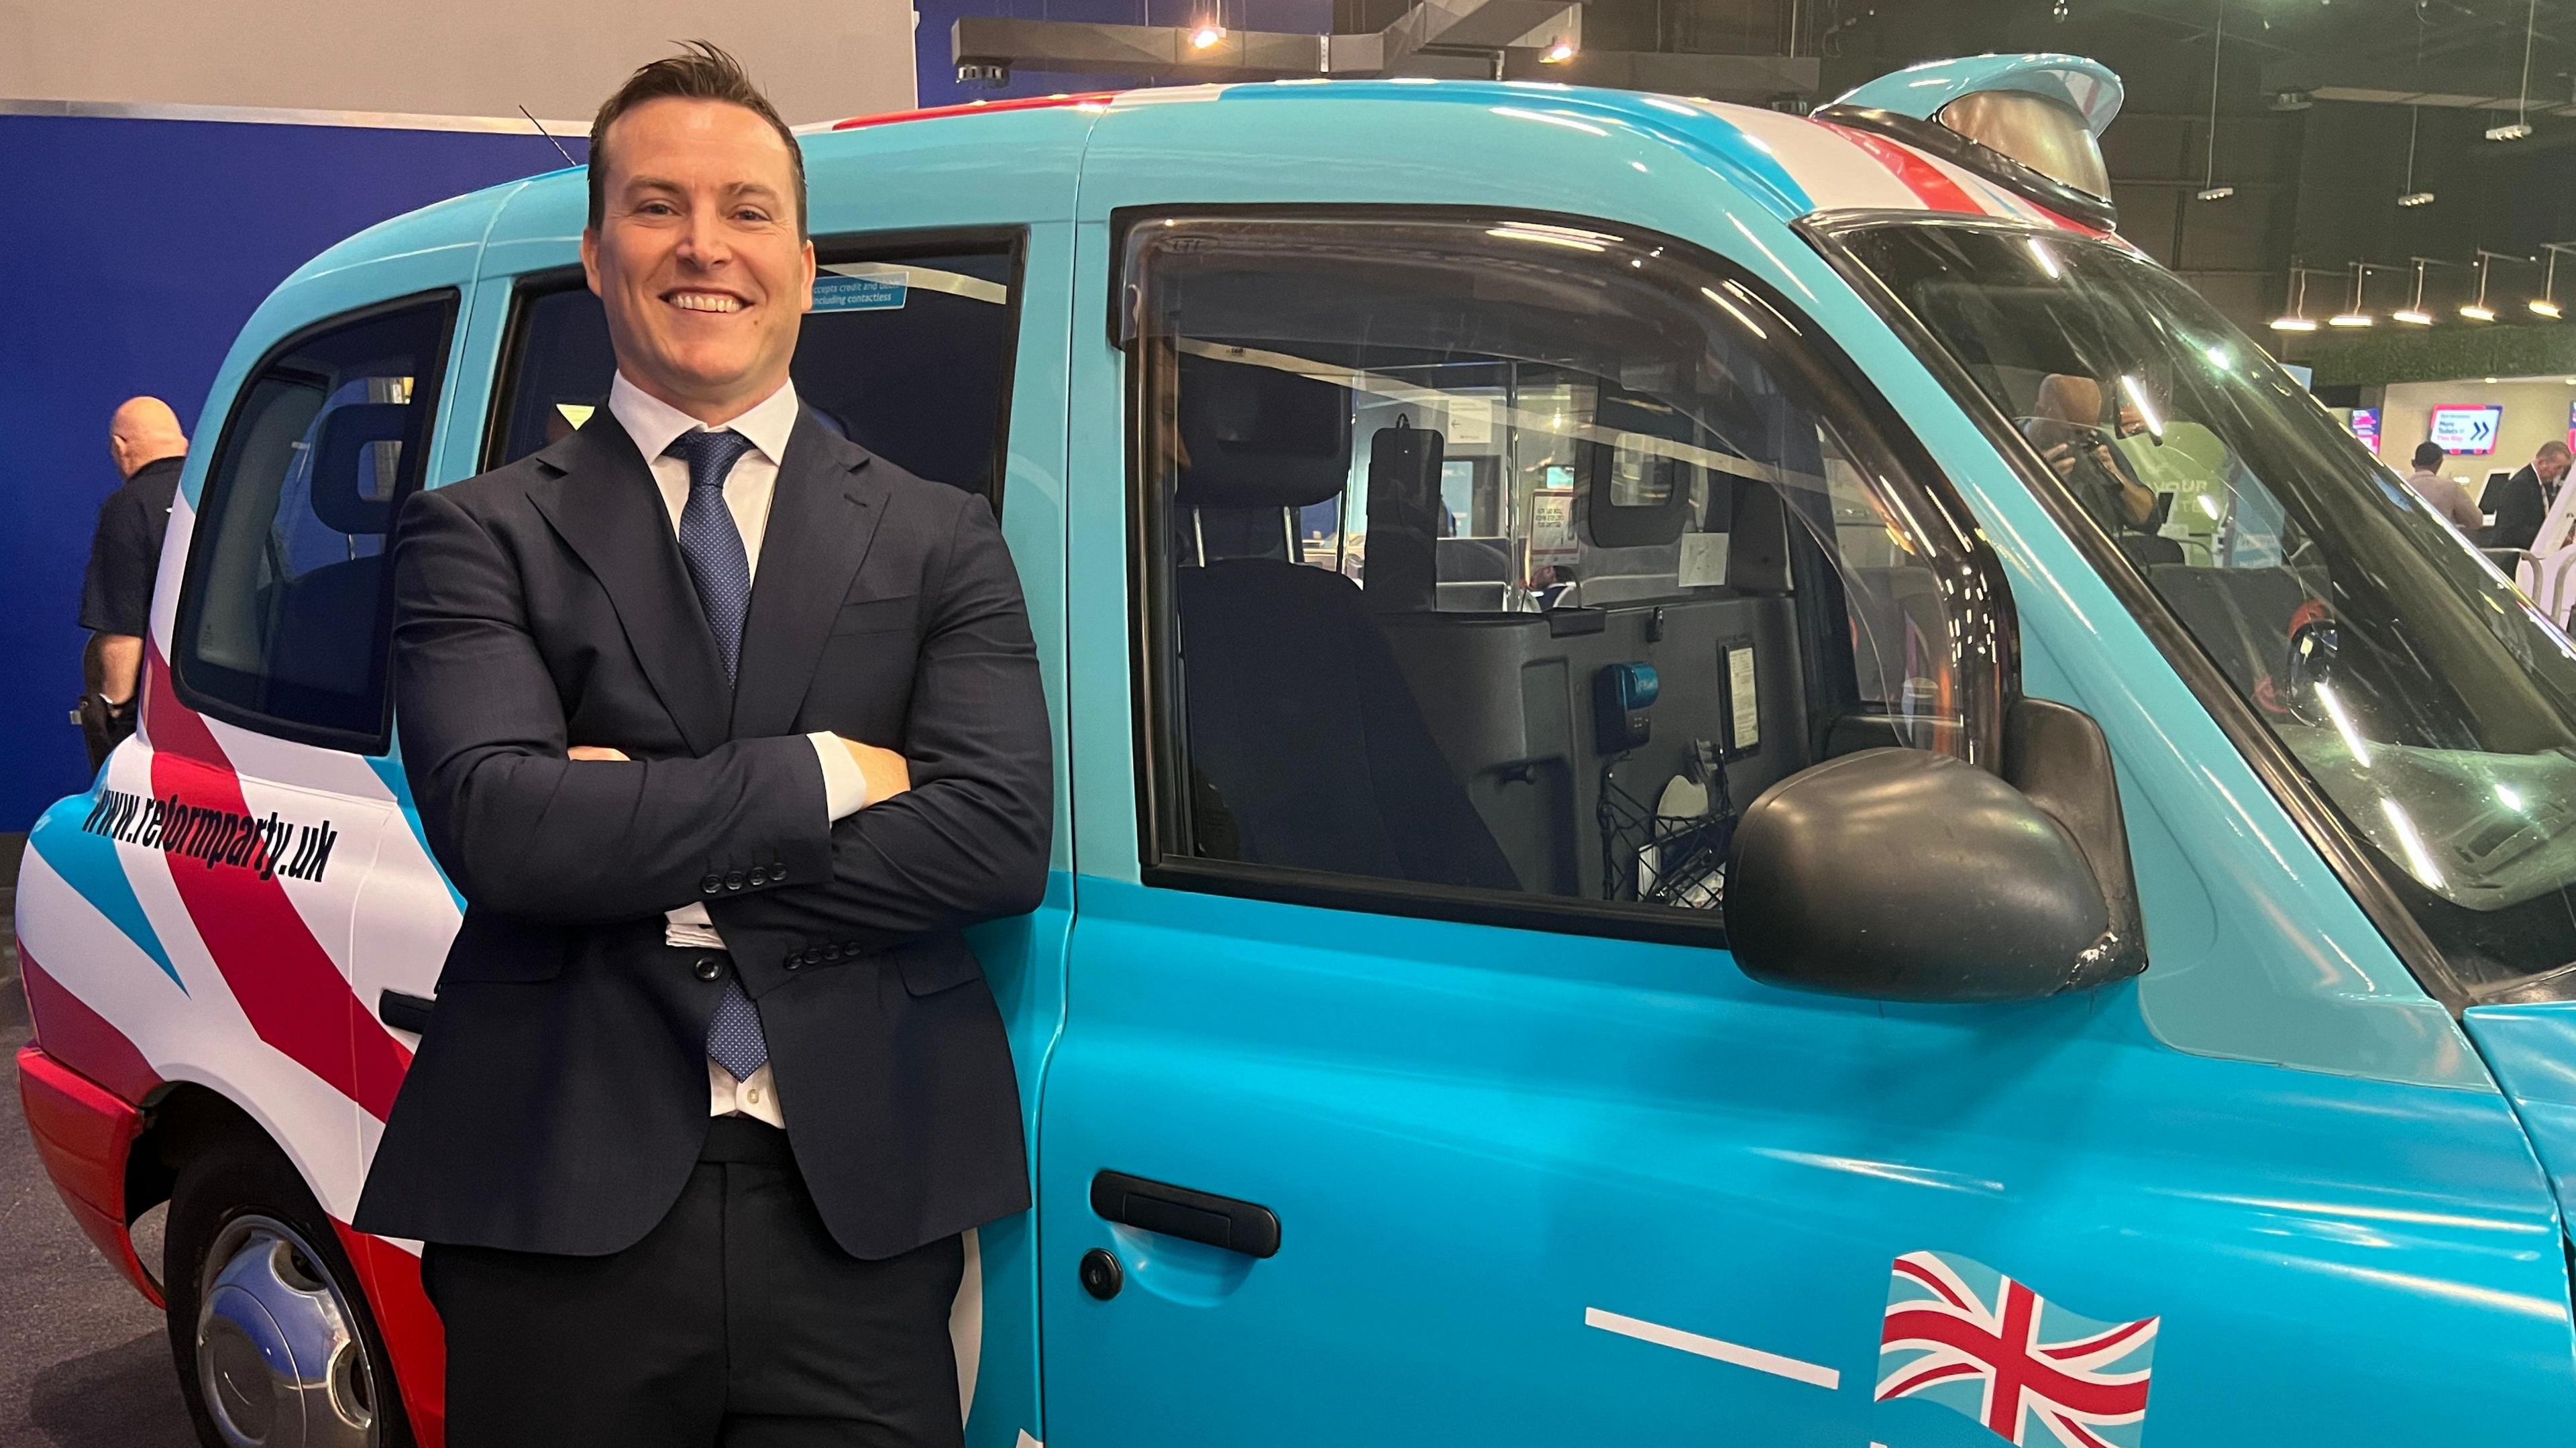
[582,97,814,423]
[2544,453,2572,486]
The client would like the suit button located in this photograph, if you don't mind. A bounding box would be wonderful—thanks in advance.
[700,873,723,895]
[724,871,746,891]
[745,867,768,886]
[823,944,846,962]
[784,954,803,971]
[692,956,723,983]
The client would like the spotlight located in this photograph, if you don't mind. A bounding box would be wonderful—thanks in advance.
[2328,312,2374,327]
[1540,38,1576,62]
[2534,298,2565,319]
[2398,190,2436,207]
[2487,121,2536,142]
[2196,185,2237,201]
[956,61,1009,87]
[2269,315,2319,332]
[2271,89,2314,111]
[2393,308,2434,325]
[2461,303,2498,321]
[1189,23,1224,48]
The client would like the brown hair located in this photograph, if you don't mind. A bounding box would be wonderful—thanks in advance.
[587,40,806,237]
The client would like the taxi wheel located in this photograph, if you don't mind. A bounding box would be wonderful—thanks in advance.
[163,1146,413,1448]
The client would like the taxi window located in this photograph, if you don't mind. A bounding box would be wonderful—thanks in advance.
[174,294,456,750]
[1124,214,2010,932]
[485,237,1022,504]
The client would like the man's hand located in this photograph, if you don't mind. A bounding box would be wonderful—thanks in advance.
[568,746,631,762]
[841,738,912,805]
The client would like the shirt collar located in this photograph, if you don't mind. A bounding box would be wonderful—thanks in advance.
[607,372,802,471]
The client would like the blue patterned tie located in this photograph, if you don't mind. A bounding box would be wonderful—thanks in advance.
[669,428,768,1081]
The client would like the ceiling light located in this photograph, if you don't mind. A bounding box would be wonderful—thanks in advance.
[2196,185,2236,201]
[1189,23,1224,48]
[1540,38,1576,62]
[2398,190,2436,207]
[2487,121,2535,142]
[2271,89,2314,111]
[2535,298,2565,318]
[2325,262,2380,330]
[2461,303,2498,321]
[2273,265,2324,332]
[2393,308,2434,325]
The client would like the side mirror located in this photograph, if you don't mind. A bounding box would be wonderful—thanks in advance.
[1725,700,2145,1002]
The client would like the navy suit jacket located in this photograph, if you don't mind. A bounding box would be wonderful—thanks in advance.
[355,408,1048,1259]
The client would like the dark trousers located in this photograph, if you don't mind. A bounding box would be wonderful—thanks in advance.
[424,1117,966,1448]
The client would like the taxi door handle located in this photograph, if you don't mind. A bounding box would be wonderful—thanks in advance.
[379,989,435,1034]
[1090,1170,1281,1258]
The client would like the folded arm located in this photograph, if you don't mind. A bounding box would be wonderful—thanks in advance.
[392,486,832,923]
[709,492,1053,991]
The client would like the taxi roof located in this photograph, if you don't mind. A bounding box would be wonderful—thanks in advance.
[294,77,2102,286]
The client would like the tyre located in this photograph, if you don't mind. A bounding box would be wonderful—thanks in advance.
[163,1143,413,1448]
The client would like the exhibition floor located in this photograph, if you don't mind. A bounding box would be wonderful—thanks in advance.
[0,833,195,1448]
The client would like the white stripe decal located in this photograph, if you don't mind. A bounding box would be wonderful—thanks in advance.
[1583,1306,1842,1390]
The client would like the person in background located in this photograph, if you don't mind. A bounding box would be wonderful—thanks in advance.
[2484,439,2571,552]
[2404,439,2484,533]
[75,396,189,768]
[2025,374,2155,532]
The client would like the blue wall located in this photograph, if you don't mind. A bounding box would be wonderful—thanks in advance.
[0,115,579,830]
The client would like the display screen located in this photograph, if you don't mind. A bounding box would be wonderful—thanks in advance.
[2349,406,2380,453]
[2430,403,2504,454]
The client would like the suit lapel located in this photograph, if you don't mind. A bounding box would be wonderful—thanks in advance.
[732,412,888,738]
[526,412,733,755]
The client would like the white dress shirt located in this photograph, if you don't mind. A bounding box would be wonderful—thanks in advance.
[606,372,869,1128]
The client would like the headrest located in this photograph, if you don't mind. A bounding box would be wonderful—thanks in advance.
[1174,350,1353,510]
[311,402,415,535]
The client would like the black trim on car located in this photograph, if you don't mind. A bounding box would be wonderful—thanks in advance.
[478,227,1032,516]
[1800,210,2475,1013]
[170,289,460,757]
[1109,205,2021,950]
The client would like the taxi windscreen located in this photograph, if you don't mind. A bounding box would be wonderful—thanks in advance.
[1839,221,2576,997]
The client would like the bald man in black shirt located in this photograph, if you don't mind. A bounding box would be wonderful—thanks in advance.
[76,396,188,767]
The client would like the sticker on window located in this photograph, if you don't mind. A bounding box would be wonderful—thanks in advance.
[1726,643,1760,753]
[1529,487,1578,569]
[813,271,910,313]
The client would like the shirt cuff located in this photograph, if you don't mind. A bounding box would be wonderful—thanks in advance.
[809,732,870,822]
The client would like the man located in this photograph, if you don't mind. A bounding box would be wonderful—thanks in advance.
[2483,439,2571,552]
[2026,374,2155,530]
[355,43,1050,1448]
[2025,372,2177,565]
[2402,439,2483,532]
[75,396,188,767]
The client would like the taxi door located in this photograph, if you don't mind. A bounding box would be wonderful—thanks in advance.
[1034,95,2576,1448]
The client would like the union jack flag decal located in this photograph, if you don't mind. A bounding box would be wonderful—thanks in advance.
[1876,1249,2157,1448]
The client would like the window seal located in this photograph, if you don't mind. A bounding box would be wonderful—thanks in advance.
[1114,205,2021,950]
[477,226,1030,515]
[170,288,460,757]
[1801,209,2473,1013]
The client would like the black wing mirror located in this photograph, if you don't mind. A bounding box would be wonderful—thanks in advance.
[1725,699,2145,1002]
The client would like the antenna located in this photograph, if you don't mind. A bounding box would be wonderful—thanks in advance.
[519,106,578,167]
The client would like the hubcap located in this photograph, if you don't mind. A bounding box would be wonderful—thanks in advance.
[195,1214,378,1448]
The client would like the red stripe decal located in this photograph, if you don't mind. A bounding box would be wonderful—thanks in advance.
[335,1221,447,1448]
[142,645,412,1120]
[1821,122,1986,217]
[21,950,161,1105]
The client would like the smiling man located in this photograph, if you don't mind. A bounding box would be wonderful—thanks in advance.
[355,42,1051,1448]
